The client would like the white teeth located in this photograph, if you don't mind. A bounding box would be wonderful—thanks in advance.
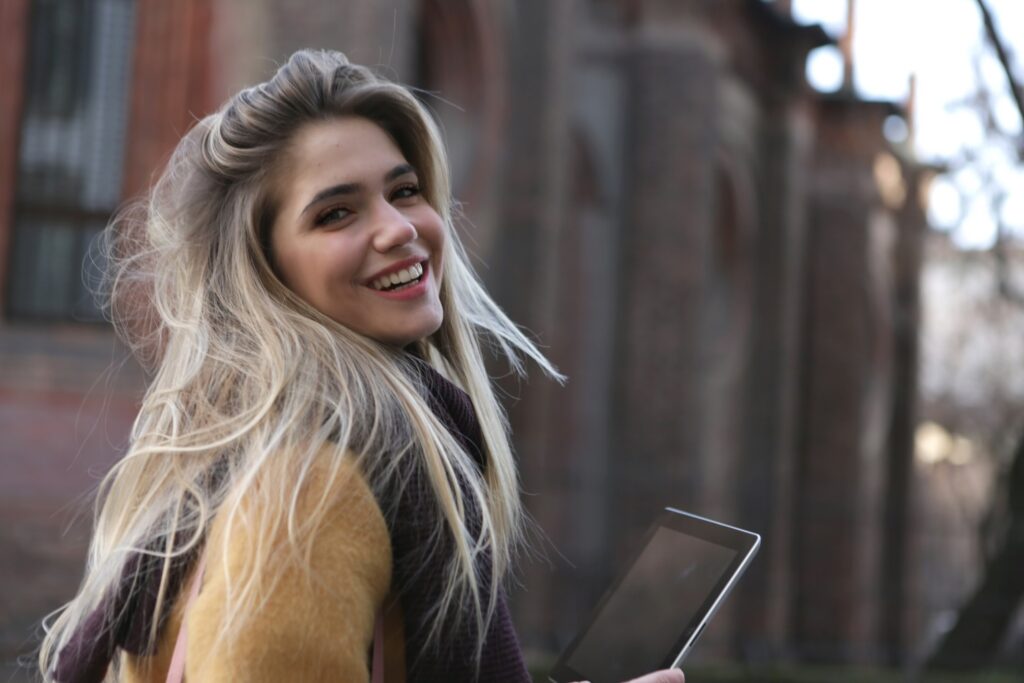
[371,262,426,290]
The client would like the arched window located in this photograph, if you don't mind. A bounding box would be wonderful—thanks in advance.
[413,0,503,210]
[706,155,755,357]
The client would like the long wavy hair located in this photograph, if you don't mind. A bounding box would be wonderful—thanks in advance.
[39,49,560,678]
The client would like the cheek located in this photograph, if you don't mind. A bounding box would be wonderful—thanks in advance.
[283,254,319,298]
[271,240,324,307]
[316,238,364,285]
[420,212,446,262]
[432,229,447,288]
[275,233,359,291]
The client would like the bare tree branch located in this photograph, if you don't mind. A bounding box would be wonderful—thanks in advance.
[974,0,1024,159]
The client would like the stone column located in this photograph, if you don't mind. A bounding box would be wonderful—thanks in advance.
[491,0,576,654]
[612,27,719,574]
[793,97,896,663]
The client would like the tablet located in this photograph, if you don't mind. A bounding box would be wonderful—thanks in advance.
[549,508,761,683]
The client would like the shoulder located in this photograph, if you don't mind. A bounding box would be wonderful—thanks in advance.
[125,446,392,682]
[205,445,392,597]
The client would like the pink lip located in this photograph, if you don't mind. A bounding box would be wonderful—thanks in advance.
[365,261,430,301]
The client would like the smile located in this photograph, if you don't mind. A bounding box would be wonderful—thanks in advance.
[370,261,425,291]
[365,261,431,301]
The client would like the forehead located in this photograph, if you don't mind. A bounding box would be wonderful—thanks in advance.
[277,117,409,198]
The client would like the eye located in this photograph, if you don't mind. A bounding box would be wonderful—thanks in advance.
[391,183,421,202]
[314,206,352,227]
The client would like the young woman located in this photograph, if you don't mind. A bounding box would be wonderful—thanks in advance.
[40,49,684,683]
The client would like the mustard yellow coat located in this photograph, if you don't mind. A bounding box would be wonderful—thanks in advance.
[121,456,406,682]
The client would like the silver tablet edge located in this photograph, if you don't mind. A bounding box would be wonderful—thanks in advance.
[668,522,761,669]
[547,509,762,681]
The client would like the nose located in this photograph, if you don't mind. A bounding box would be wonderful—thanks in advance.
[370,200,418,252]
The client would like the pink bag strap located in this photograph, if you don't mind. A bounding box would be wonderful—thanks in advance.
[163,554,386,683]
[165,555,206,683]
[372,605,385,683]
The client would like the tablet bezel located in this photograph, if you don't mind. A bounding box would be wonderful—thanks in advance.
[548,507,761,683]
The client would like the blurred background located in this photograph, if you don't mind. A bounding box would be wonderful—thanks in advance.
[1,0,1022,681]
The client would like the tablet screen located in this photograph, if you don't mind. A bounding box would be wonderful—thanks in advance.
[550,509,760,683]
[564,527,738,680]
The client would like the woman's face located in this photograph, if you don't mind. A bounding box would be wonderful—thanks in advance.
[269,117,445,347]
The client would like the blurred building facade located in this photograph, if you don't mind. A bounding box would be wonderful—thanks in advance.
[0,0,940,675]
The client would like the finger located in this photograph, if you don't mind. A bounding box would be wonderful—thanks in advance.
[624,669,685,683]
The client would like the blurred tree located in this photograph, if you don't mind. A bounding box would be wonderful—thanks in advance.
[926,0,1024,671]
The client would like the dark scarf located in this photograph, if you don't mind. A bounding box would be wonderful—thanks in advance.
[393,360,530,682]
[55,361,529,683]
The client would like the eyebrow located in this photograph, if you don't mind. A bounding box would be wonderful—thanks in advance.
[299,163,417,217]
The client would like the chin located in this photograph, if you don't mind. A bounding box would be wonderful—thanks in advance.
[378,315,444,348]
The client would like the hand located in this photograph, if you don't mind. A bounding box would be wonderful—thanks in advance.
[626,669,685,683]
[572,669,685,683]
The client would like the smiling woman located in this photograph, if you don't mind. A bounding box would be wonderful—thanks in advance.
[37,49,682,683]
[269,117,446,347]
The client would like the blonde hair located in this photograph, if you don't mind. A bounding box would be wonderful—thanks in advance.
[40,49,560,678]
